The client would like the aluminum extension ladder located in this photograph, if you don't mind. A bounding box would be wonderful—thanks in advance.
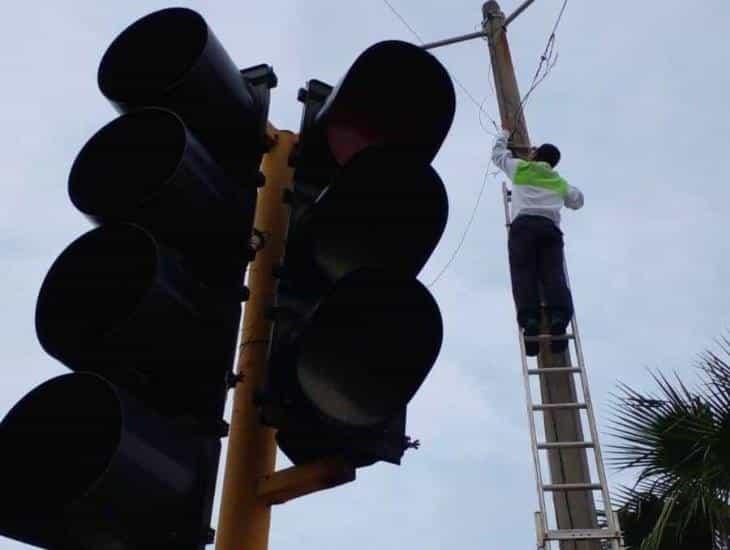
[501,182,623,550]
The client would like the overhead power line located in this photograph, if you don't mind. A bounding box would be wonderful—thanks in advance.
[513,0,569,129]
[380,0,501,135]
[382,0,425,43]
[427,164,495,288]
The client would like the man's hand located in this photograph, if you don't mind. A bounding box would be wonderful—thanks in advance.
[501,122,516,143]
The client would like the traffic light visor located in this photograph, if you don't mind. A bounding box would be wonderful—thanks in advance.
[98,8,208,102]
[0,373,208,547]
[70,109,187,218]
[320,40,456,165]
[97,7,268,182]
[305,147,448,280]
[1,374,123,513]
[36,225,158,368]
[297,269,442,427]
[69,108,257,287]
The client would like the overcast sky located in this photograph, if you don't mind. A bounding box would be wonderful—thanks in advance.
[2,1,729,549]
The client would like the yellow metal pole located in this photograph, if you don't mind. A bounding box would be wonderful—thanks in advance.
[216,128,297,550]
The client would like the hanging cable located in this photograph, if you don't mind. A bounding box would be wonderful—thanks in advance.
[380,0,500,135]
[427,164,498,288]
[381,0,425,42]
[508,0,569,135]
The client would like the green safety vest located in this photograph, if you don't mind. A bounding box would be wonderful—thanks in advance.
[514,160,568,198]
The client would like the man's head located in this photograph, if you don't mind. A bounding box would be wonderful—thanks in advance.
[531,143,561,167]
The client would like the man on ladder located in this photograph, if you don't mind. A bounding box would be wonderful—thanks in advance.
[492,127,583,356]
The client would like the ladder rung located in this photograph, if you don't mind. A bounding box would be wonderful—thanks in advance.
[542,483,602,492]
[532,402,587,411]
[524,333,575,343]
[527,367,581,375]
[546,529,622,541]
[537,441,594,450]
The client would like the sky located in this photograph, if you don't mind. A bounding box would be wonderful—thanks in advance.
[1,1,729,549]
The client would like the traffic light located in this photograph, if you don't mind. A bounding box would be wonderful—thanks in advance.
[260,41,456,467]
[0,8,274,549]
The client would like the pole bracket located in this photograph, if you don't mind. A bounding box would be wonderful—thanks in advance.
[257,457,356,505]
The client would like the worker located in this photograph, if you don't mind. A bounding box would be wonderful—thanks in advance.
[492,128,583,356]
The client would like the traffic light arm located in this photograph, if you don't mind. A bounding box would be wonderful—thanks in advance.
[257,458,356,506]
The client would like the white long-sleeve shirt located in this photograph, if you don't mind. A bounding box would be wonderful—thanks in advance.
[491,130,583,225]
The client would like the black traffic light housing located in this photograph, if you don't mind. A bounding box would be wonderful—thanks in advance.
[98,7,276,182]
[0,373,220,549]
[1,13,457,548]
[0,7,275,549]
[68,108,256,288]
[260,41,455,468]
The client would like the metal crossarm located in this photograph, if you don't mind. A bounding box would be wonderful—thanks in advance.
[501,181,624,550]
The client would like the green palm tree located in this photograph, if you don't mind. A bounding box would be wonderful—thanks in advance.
[609,338,730,549]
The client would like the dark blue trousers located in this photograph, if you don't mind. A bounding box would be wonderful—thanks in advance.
[508,215,573,330]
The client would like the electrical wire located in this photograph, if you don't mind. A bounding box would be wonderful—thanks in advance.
[379,0,503,287]
[427,163,496,288]
[479,94,498,137]
[507,0,569,138]
[380,0,500,135]
[382,0,425,42]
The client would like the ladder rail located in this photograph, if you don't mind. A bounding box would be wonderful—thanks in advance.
[518,319,551,540]
[569,311,618,536]
[563,256,618,536]
[504,181,551,541]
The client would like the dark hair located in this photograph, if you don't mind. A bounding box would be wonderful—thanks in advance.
[534,143,561,167]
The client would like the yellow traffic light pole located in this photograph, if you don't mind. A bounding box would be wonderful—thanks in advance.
[216,127,355,549]
[215,127,296,550]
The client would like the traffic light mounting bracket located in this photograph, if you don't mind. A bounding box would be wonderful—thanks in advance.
[256,457,356,506]
[240,64,278,157]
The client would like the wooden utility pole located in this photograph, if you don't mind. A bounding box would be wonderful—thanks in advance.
[215,128,296,550]
[482,3,600,549]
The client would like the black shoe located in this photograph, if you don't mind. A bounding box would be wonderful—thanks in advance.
[549,316,569,354]
[523,318,540,357]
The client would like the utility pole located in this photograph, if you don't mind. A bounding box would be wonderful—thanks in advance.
[482,3,601,549]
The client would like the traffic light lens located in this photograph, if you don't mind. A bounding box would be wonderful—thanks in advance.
[297,269,442,427]
[36,225,157,366]
[70,109,186,219]
[1,374,121,510]
[305,147,448,280]
[99,8,207,102]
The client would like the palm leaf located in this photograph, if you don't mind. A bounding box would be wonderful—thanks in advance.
[609,338,730,549]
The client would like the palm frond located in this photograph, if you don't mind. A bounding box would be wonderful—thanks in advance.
[609,337,730,549]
